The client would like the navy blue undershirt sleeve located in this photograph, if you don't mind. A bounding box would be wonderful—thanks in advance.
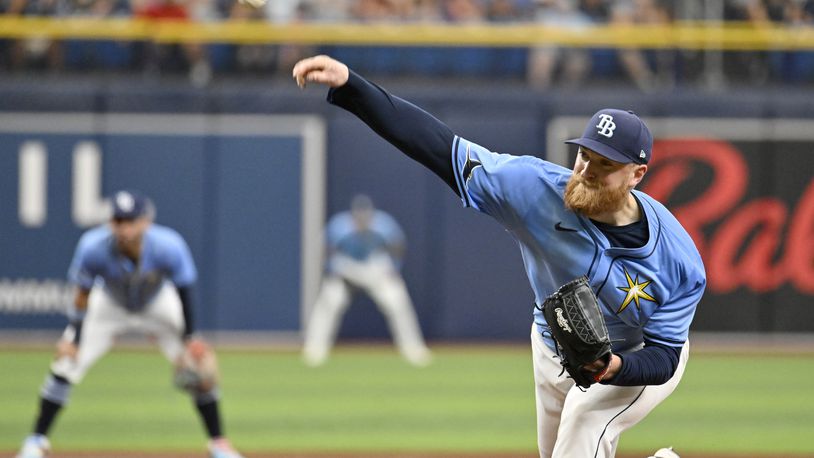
[603,341,681,386]
[177,285,195,340]
[327,70,458,195]
[71,319,84,344]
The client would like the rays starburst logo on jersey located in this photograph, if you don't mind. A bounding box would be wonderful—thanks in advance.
[615,267,659,313]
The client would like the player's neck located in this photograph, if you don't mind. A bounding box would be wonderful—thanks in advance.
[118,241,142,262]
[588,193,641,226]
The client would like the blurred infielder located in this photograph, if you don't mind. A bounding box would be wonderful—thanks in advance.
[293,55,706,457]
[303,194,432,367]
[16,190,244,458]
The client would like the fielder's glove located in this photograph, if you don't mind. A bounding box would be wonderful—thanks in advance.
[174,339,219,394]
[542,276,612,389]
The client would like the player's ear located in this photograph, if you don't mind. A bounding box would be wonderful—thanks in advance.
[629,164,647,188]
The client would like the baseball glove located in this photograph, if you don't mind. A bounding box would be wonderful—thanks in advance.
[542,276,612,389]
[173,339,219,394]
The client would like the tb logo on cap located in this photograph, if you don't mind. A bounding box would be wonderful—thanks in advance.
[596,114,616,138]
[116,191,135,213]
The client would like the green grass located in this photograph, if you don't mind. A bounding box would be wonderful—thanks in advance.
[1,346,812,456]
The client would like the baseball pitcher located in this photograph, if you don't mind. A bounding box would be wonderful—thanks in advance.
[15,190,244,458]
[292,55,706,458]
[303,194,432,367]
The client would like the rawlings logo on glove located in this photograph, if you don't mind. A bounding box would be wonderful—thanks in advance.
[554,308,573,333]
[542,276,612,389]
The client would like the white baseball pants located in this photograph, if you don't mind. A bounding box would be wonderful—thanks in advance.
[531,324,688,458]
[303,256,431,367]
[52,283,185,384]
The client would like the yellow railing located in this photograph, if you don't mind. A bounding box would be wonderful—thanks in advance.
[1,16,813,50]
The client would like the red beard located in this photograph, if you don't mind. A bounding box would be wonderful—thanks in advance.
[564,175,629,217]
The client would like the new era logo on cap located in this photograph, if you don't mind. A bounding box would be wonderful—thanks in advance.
[565,108,653,165]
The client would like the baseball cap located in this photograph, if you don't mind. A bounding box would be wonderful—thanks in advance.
[565,108,653,164]
[111,189,150,220]
[351,194,374,212]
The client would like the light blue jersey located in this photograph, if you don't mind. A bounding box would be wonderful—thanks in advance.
[451,137,706,352]
[68,224,197,311]
[326,210,405,269]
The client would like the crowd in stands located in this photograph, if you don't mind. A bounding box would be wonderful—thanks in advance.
[1,0,814,89]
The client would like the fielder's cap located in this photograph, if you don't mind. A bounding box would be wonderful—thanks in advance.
[351,194,374,212]
[565,108,653,164]
[111,189,150,220]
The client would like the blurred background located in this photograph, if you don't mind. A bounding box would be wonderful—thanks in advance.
[2,0,813,342]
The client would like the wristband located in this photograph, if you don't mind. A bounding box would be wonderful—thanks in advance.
[66,307,86,344]
[61,322,83,344]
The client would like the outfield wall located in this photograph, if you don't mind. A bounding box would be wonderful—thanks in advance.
[0,79,811,339]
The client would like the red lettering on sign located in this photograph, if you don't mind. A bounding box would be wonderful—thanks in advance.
[709,198,787,292]
[786,180,814,293]
[642,138,814,294]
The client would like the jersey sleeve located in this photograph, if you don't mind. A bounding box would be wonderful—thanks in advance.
[643,274,705,347]
[325,214,348,249]
[163,231,198,287]
[66,232,100,290]
[450,136,549,230]
[377,212,405,247]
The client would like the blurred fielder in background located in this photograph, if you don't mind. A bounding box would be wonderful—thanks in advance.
[293,55,705,458]
[303,194,432,367]
[16,190,244,458]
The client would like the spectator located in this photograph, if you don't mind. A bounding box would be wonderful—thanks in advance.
[59,0,134,72]
[723,0,809,83]
[745,0,812,82]
[352,0,402,21]
[303,0,353,21]
[442,0,485,22]
[527,0,594,89]
[579,0,609,21]
[0,0,64,71]
[410,0,444,21]
[223,0,278,74]
[611,0,676,92]
[1,0,810,88]
[134,0,213,86]
[486,0,531,22]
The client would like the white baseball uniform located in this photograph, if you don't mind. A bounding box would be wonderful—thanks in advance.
[52,223,196,384]
[303,208,431,367]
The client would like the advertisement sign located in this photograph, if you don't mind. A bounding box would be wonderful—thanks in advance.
[548,117,814,332]
[0,113,325,334]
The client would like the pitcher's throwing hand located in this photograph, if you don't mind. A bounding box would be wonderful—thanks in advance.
[293,55,349,89]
